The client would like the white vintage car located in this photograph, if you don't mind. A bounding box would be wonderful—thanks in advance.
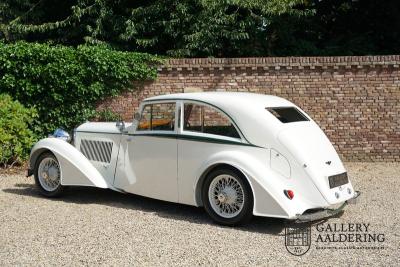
[28,92,359,225]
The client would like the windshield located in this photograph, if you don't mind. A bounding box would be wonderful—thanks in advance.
[266,107,309,123]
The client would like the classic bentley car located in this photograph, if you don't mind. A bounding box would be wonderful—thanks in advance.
[28,92,359,225]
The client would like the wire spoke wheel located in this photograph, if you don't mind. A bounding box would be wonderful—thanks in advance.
[208,174,245,218]
[37,157,61,192]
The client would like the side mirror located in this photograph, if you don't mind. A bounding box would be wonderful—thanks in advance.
[133,112,141,121]
[116,121,125,132]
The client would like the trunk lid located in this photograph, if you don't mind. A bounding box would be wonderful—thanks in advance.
[278,122,354,204]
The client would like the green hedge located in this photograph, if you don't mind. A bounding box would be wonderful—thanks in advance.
[0,94,37,167]
[0,42,161,136]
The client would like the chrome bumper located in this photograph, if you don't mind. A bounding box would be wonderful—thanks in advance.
[295,191,361,222]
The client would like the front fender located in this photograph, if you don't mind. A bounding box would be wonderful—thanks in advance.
[29,138,108,188]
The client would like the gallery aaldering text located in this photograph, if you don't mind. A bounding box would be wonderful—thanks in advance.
[315,223,385,243]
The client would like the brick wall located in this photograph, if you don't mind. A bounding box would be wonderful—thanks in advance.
[97,56,400,161]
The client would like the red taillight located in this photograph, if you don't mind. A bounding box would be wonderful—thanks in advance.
[284,190,294,200]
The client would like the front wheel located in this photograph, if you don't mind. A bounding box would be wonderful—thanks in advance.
[202,168,253,226]
[34,152,65,197]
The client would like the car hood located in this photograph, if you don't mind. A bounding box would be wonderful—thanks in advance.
[76,122,131,134]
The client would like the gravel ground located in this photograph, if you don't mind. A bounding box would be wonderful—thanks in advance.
[0,162,399,266]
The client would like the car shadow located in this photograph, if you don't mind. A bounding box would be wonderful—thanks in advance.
[3,183,289,236]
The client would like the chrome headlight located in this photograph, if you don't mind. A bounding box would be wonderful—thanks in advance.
[51,128,71,142]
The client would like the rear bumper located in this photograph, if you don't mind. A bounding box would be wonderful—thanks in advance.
[295,191,361,222]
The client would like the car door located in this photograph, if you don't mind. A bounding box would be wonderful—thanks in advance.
[114,101,178,202]
[177,101,244,205]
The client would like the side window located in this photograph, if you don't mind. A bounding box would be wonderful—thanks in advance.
[137,103,175,131]
[183,103,240,138]
[137,105,151,131]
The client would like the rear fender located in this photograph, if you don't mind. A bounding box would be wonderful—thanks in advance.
[193,150,291,218]
[29,138,108,188]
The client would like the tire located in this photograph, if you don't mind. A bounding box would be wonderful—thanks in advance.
[34,152,65,197]
[202,168,253,226]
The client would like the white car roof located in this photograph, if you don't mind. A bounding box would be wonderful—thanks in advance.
[144,92,305,147]
[144,92,293,108]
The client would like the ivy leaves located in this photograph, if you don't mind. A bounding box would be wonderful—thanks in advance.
[0,42,161,136]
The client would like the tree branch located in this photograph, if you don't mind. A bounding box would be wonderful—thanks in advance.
[9,0,46,25]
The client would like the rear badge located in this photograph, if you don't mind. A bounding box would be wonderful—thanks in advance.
[325,161,332,165]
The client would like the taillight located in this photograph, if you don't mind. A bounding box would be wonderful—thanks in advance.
[284,190,294,200]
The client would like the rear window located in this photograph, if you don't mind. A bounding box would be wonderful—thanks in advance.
[266,107,309,123]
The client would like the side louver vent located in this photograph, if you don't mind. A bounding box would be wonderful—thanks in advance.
[80,139,113,163]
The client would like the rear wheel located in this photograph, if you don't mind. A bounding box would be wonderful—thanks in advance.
[202,168,253,226]
[34,152,64,197]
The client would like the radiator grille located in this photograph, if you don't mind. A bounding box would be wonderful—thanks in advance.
[80,139,113,163]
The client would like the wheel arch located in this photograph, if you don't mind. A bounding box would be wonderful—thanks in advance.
[28,138,108,188]
[29,148,53,172]
[194,162,255,207]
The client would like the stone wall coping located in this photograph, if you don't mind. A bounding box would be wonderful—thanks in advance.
[160,55,400,70]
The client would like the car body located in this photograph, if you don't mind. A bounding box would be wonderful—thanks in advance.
[28,92,359,225]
